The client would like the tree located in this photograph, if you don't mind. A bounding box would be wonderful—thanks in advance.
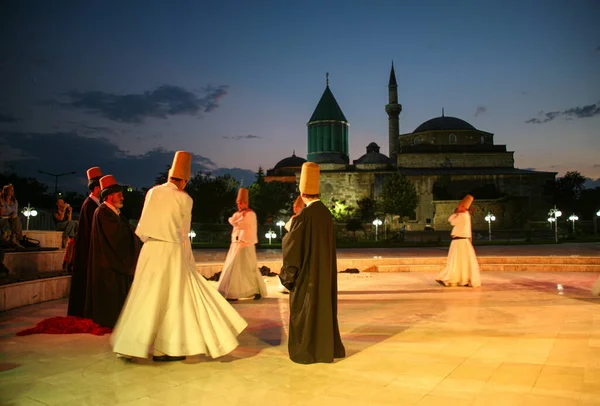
[552,171,586,213]
[379,173,420,219]
[249,176,296,224]
[186,172,239,223]
[356,197,378,222]
[328,199,355,222]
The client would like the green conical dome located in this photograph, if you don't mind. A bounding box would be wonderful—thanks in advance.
[308,85,348,123]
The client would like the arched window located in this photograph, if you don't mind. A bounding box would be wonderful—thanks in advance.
[449,133,457,144]
[412,135,421,145]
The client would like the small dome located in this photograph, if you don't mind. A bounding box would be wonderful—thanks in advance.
[354,143,391,165]
[273,153,306,170]
[413,116,475,133]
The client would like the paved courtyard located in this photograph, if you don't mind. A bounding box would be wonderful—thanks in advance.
[1,269,600,406]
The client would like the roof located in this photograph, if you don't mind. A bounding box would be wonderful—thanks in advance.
[308,85,348,123]
[273,153,306,170]
[413,116,476,133]
[354,142,391,165]
[396,167,557,176]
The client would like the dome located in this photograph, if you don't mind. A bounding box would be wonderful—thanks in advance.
[413,116,475,133]
[353,143,391,165]
[273,153,306,170]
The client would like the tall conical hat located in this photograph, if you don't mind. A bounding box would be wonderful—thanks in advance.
[99,175,122,199]
[168,151,192,181]
[236,188,249,204]
[299,162,320,195]
[459,194,474,210]
[86,167,103,189]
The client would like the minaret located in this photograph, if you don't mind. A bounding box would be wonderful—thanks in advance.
[385,62,402,166]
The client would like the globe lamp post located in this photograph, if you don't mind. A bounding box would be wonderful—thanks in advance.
[265,230,276,245]
[372,218,383,241]
[276,220,285,238]
[568,214,578,234]
[484,212,496,241]
[22,203,38,232]
[548,206,562,243]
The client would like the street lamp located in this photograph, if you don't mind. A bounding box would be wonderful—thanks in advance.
[595,209,600,234]
[265,230,276,245]
[276,220,285,238]
[22,203,38,231]
[568,214,578,233]
[484,212,496,241]
[38,170,76,195]
[372,218,382,241]
[548,206,562,243]
[188,230,196,243]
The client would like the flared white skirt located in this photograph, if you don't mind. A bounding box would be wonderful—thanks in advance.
[217,243,267,299]
[436,239,481,287]
[110,239,248,358]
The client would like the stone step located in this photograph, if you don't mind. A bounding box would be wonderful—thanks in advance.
[195,257,600,278]
[4,250,65,276]
[22,230,64,249]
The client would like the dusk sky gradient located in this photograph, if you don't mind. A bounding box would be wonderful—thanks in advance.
[1,0,599,193]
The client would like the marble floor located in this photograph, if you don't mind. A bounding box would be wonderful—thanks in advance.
[1,272,600,406]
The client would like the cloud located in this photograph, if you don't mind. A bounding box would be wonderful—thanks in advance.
[222,134,263,140]
[0,130,217,191]
[474,106,487,117]
[59,85,229,123]
[0,113,18,123]
[526,102,600,124]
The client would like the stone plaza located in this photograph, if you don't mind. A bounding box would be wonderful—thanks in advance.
[1,243,600,405]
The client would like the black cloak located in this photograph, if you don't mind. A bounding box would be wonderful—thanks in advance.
[279,200,345,364]
[67,196,99,317]
[84,203,141,328]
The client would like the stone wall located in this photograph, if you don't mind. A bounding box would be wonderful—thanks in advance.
[397,152,514,168]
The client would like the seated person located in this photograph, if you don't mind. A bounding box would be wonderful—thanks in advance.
[0,184,24,248]
[53,198,78,244]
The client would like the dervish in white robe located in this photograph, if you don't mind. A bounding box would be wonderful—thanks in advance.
[217,207,267,300]
[111,181,247,359]
[436,208,481,288]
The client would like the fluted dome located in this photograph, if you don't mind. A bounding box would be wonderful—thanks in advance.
[414,116,475,133]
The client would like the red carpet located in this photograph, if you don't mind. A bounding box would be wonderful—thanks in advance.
[16,316,112,336]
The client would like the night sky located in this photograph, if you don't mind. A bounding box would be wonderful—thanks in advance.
[1,0,599,193]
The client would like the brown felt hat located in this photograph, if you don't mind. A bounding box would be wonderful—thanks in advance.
[99,175,122,199]
[236,188,249,204]
[168,151,192,181]
[299,162,320,195]
[86,167,103,189]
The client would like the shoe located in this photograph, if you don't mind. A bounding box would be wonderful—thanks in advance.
[226,298,238,302]
[435,279,445,286]
[152,355,186,362]
[253,294,262,300]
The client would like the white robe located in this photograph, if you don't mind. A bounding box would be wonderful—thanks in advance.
[217,210,267,299]
[436,211,481,287]
[110,182,247,358]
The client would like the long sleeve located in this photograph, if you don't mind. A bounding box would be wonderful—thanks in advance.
[280,215,304,290]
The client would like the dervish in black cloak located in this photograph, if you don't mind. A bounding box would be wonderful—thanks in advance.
[84,175,141,328]
[67,167,103,317]
[279,162,345,364]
